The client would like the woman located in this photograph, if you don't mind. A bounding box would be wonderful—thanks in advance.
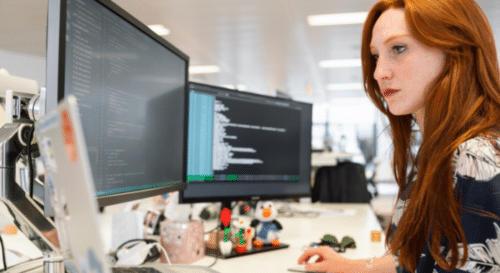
[297,0,500,272]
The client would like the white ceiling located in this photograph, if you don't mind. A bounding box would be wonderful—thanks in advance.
[2,0,500,105]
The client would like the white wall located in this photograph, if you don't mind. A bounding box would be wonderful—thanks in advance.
[0,50,46,126]
[0,50,46,87]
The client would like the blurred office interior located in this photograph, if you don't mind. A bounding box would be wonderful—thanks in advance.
[2,0,500,228]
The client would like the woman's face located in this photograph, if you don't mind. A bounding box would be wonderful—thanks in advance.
[369,8,446,117]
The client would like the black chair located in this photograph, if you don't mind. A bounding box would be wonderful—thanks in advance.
[311,162,372,203]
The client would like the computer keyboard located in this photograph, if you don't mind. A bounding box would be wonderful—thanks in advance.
[112,267,161,273]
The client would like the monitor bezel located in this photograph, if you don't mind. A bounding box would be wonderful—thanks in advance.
[45,0,189,209]
[179,82,312,204]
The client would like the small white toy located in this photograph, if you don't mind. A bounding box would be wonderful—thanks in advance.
[250,201,282,247]
[232,218,254,252]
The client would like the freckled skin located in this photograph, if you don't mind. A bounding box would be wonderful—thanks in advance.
[370,8,447,131]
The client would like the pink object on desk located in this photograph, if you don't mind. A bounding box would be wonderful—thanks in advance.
[160,220,205,264]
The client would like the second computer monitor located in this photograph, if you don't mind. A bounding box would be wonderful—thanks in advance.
[180,82,312,204]
[45,0,189,209]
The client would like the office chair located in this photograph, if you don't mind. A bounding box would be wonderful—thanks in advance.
[311,162,372,203]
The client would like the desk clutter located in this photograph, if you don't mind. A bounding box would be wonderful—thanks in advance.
[308,234,357,253]
[204,228,289,259]
[112,200,291,264]
[159,221,205,264]
[203,200,290,259]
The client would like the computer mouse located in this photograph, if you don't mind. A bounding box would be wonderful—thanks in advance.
[287,264,322,273]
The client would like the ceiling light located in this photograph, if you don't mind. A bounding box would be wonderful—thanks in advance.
[236,84,247,91]
[189,65,220,74]
[307,12,368,26]
[147,24,170,36]
[319,59,361,68]
[326,83,364,91]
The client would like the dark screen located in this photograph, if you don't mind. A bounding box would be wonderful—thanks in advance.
[213,97,300,175]
[182,82,312,202]
[47,0,188,203]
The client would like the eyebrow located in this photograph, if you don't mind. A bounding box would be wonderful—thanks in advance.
[370,34,410,51]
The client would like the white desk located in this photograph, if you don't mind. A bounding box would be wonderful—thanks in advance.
[101,202,386,273]
[189,203,387,273]
[12,202,386,273]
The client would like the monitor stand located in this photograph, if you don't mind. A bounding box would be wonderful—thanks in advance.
[204,201,289,259]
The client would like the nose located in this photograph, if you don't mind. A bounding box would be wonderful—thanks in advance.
[373,56,393,82]
[262,207,272,218]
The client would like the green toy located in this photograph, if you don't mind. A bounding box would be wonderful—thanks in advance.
[235,228,246,245]
[223,227,231,242]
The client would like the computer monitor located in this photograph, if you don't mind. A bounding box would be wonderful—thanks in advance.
[180,82,312,206]
[44,0,189,212]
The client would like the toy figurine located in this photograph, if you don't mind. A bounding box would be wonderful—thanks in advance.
[250,201,282,247]
[235,228,247,253]
[219,227,233,256]
[232,218,253,252]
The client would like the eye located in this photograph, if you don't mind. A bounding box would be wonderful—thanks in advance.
[393,45,406,54]
[372,54,379,62]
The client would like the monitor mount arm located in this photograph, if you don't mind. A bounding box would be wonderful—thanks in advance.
[0,70,58,259]
[0,68,45,200]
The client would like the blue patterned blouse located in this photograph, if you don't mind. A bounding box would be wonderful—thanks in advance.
[391,135,500,273]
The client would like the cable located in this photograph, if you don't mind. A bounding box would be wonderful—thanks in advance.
[27,124,35,199]
[115,238,156,252]
[0,235,6,271]
[153,243,171,265]
[207,256,218,268]
[112,238,157,262]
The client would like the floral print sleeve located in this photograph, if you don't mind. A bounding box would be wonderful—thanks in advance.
[392,135,500,272]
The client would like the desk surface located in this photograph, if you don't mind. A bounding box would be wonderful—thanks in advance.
[12,202,386,273]
[100,202,386,273]
[190,203,387,273]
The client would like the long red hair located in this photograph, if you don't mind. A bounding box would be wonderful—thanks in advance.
[361,0,500,271]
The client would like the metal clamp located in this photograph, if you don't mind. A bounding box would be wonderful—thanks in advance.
[43,253,64,273]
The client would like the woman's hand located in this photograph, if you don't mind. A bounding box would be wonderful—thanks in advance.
[297,246,358,272]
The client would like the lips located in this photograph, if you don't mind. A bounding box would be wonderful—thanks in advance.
[383,89,400,97]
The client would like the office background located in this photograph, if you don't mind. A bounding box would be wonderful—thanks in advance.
[1,0,500,185]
